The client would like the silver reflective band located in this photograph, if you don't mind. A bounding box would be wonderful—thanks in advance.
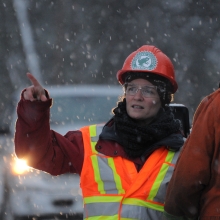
[83,201,163,219]
[125,83,158,98]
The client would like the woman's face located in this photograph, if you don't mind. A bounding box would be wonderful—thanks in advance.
[125,78,162,125]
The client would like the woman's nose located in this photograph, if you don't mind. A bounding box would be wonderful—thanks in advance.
[133,89,144,100]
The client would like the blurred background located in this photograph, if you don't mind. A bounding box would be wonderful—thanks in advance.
[0,1,220,219]
[1,0,220,122]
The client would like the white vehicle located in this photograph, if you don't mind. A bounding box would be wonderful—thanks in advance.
[1,84,122,220]
[48,85,122,134]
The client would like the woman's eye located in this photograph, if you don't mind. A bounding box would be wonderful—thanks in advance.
[143,88,155,96]
[143,88,151,93]
[128,87,136,92]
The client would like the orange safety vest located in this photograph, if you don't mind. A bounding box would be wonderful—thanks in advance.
[80,124,180,220]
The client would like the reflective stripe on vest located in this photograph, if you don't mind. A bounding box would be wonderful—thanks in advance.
[80,124,179,220]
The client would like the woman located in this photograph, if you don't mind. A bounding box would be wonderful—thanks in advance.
[15,45,184,219]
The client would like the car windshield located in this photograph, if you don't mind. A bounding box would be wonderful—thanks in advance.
[50,96,118,125]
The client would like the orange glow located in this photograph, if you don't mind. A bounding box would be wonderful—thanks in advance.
[12,158,30,175]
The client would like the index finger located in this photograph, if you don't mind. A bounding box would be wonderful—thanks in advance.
[26,72,41,87]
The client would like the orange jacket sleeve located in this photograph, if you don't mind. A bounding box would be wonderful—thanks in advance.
[164,89,220,219]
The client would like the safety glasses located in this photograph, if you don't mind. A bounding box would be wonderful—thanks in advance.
[124,83,158,98]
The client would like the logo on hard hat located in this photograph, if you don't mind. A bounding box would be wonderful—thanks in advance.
[131,51,157,71]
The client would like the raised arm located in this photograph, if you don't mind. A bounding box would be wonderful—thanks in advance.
[14,73,84,175]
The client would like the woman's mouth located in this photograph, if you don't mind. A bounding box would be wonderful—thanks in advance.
[132,105,144,109]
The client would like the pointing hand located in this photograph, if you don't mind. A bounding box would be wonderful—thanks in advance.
[23,73,47,102]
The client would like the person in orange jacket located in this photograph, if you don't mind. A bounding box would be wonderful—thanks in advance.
[15,45,184,219]
[163,89,220,220]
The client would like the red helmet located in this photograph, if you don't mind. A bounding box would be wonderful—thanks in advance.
[117,45,178,93]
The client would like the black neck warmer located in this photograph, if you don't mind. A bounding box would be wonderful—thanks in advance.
[112,98,181,158]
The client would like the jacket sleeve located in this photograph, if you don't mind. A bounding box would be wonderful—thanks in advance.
[14,91,84,175]
[164,90,220,218]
